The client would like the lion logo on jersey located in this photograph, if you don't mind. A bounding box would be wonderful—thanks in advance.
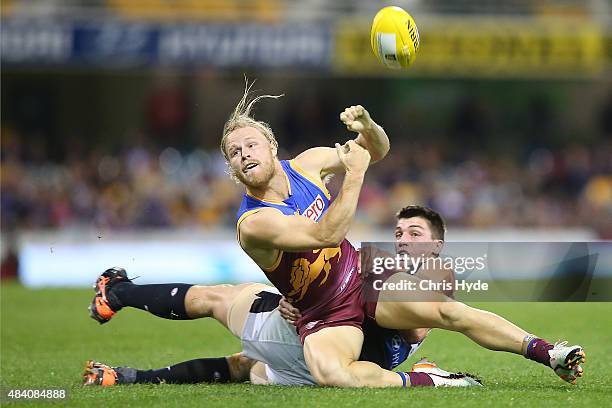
[288,247,342,301]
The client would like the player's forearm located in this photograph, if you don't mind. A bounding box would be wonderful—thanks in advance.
[357,121,390,163]
[316,172,365,246]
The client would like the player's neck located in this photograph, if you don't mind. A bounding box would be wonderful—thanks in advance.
[246,161,290,202]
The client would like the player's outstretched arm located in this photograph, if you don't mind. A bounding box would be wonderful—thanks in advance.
[347,105,390,163]
[240,141,370,251]
[240,208,345,251]
[294,105,390,179]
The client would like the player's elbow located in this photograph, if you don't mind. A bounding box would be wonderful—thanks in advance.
[368,141,390,164]
[320,236,344,249]
[381,141,390,159]
[325,234,344,248]
[377,140,391,160]
[315,228,344,248]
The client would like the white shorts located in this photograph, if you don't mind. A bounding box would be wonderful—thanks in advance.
[240,288,316,386]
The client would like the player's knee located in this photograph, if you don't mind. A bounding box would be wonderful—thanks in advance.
[309,357,350,387]
[185,284,234,318]
[226,353,254,382]
[312,367,349,387]
[438,301,469,331]
[403,328,429,343]
[249,362,269,385]
[184,286,210,317]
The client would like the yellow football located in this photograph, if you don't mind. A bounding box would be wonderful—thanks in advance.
[370,6,420,69]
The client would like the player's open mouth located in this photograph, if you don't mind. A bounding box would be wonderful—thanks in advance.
[243,162,259,172]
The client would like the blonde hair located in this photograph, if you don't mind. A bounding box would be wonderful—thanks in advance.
[220,78,283,164]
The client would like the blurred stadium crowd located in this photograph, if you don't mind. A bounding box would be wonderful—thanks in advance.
[2,0,612,287]
[2,0,611,241]
[2,121,611,237]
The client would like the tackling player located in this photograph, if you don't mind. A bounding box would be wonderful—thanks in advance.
[85,268,479,387]
[282,204,586,385]
[363,206,585,385]
[219,82,585,387]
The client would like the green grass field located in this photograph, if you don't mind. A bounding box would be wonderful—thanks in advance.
[1,282,611,407]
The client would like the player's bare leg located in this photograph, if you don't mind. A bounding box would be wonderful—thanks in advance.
[303,326,478,388]
[88,267,268,333]
[374,272,585,384]
[377,298,527,352]
[183,283,269,332]
[303,326,403,387]
[249,362,270,385]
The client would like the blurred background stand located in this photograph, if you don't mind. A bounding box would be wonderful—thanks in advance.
[1,0,611,286]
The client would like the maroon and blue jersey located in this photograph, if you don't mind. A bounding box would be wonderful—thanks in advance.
[237,160,331,224]
[236,159,364,341]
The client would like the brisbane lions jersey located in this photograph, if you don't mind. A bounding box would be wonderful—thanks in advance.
[236,159,360,312]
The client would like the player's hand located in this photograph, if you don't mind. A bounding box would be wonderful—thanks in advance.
[279,297,301,326]
[335,140,371,175]
[340,105,372,134]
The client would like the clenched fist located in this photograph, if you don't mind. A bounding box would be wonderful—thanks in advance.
[340,105,372,133]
